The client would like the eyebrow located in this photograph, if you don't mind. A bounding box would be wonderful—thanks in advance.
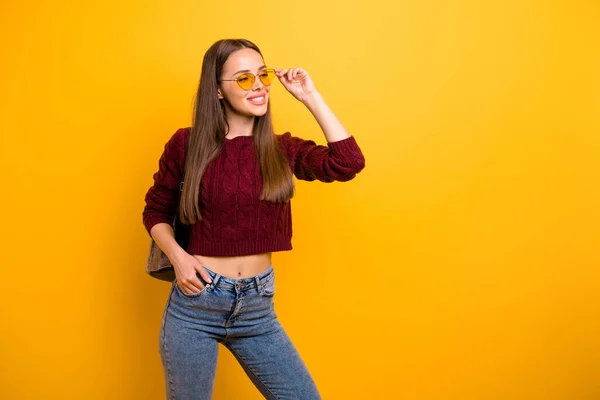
[232,65,267,75]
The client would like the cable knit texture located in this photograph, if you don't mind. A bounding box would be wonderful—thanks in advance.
[142,127,366,256]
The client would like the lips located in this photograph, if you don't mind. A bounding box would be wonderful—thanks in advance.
[247,94,267,105]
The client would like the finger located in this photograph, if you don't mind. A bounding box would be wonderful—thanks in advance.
[197,268,213,284]
[292,67,300,80]
[278,68,289,79]
[287,68,293,81]
[187,275,206,293]
[192,261,213,284]
[186,282,205,295]
[176,279,203,295]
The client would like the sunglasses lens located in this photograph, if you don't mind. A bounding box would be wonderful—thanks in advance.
[236,73,254,90]
[259,69,275,86]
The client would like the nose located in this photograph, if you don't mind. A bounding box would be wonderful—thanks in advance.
[251,74,265,91]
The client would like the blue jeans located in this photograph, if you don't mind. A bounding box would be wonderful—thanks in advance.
[159,264,321,400]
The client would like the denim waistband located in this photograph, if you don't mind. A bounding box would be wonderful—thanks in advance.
[200,264,274,292]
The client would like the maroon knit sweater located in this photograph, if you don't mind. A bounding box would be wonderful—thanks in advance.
[142,127,366,256]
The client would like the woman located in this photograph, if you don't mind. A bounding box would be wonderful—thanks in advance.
[142,38,365,400]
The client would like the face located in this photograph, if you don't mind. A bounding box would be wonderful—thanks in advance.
[217,48,271,118]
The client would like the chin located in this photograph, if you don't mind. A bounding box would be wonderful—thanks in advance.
[248,104,269,117]
[253,109,268,117]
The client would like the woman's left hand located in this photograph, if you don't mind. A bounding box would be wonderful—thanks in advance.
[275,67,317,104]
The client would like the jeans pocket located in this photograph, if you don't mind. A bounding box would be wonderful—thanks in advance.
[261,277,275,297]
[174,280,209,298]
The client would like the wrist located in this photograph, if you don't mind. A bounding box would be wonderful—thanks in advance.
[301,90,322,109]
[166,243,186,259]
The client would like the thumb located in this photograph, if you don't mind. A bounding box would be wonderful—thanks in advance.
[195,264,213,284]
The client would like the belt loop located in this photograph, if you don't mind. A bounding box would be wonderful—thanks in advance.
[201,265,220,289]
[254,275,262,293]
[212,273,222,288]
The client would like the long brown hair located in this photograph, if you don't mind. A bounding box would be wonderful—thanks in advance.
[179,38,294,225]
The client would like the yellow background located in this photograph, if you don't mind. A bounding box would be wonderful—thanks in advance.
[1,0,599,399]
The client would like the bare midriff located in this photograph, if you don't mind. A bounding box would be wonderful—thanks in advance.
[192,253,272,279]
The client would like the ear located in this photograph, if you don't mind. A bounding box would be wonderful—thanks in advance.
[217,88,224,99]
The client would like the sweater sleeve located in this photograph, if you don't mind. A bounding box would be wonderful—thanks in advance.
[142,128,187,238]
[278,131,366,182]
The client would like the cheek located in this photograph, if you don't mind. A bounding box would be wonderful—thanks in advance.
[234,93,247,107]
[232,89,248,103]
[224,90,247,108]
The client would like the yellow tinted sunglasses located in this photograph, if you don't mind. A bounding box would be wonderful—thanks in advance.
[221,68,276,91]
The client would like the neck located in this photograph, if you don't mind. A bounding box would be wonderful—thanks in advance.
[224,108,255,138]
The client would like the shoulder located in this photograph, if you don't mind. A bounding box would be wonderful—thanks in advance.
[275,131,291,144]
[275,131,313,151]
[275,131,305,159]
[166,127,191,152]
[274,131,290,153]
[170,127,191,147]
[162,127,190,167]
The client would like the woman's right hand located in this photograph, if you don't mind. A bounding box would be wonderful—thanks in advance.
[169,248,213,295]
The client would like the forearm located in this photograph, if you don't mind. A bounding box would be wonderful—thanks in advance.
[150,222,186,259]
[302,91,351,143]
